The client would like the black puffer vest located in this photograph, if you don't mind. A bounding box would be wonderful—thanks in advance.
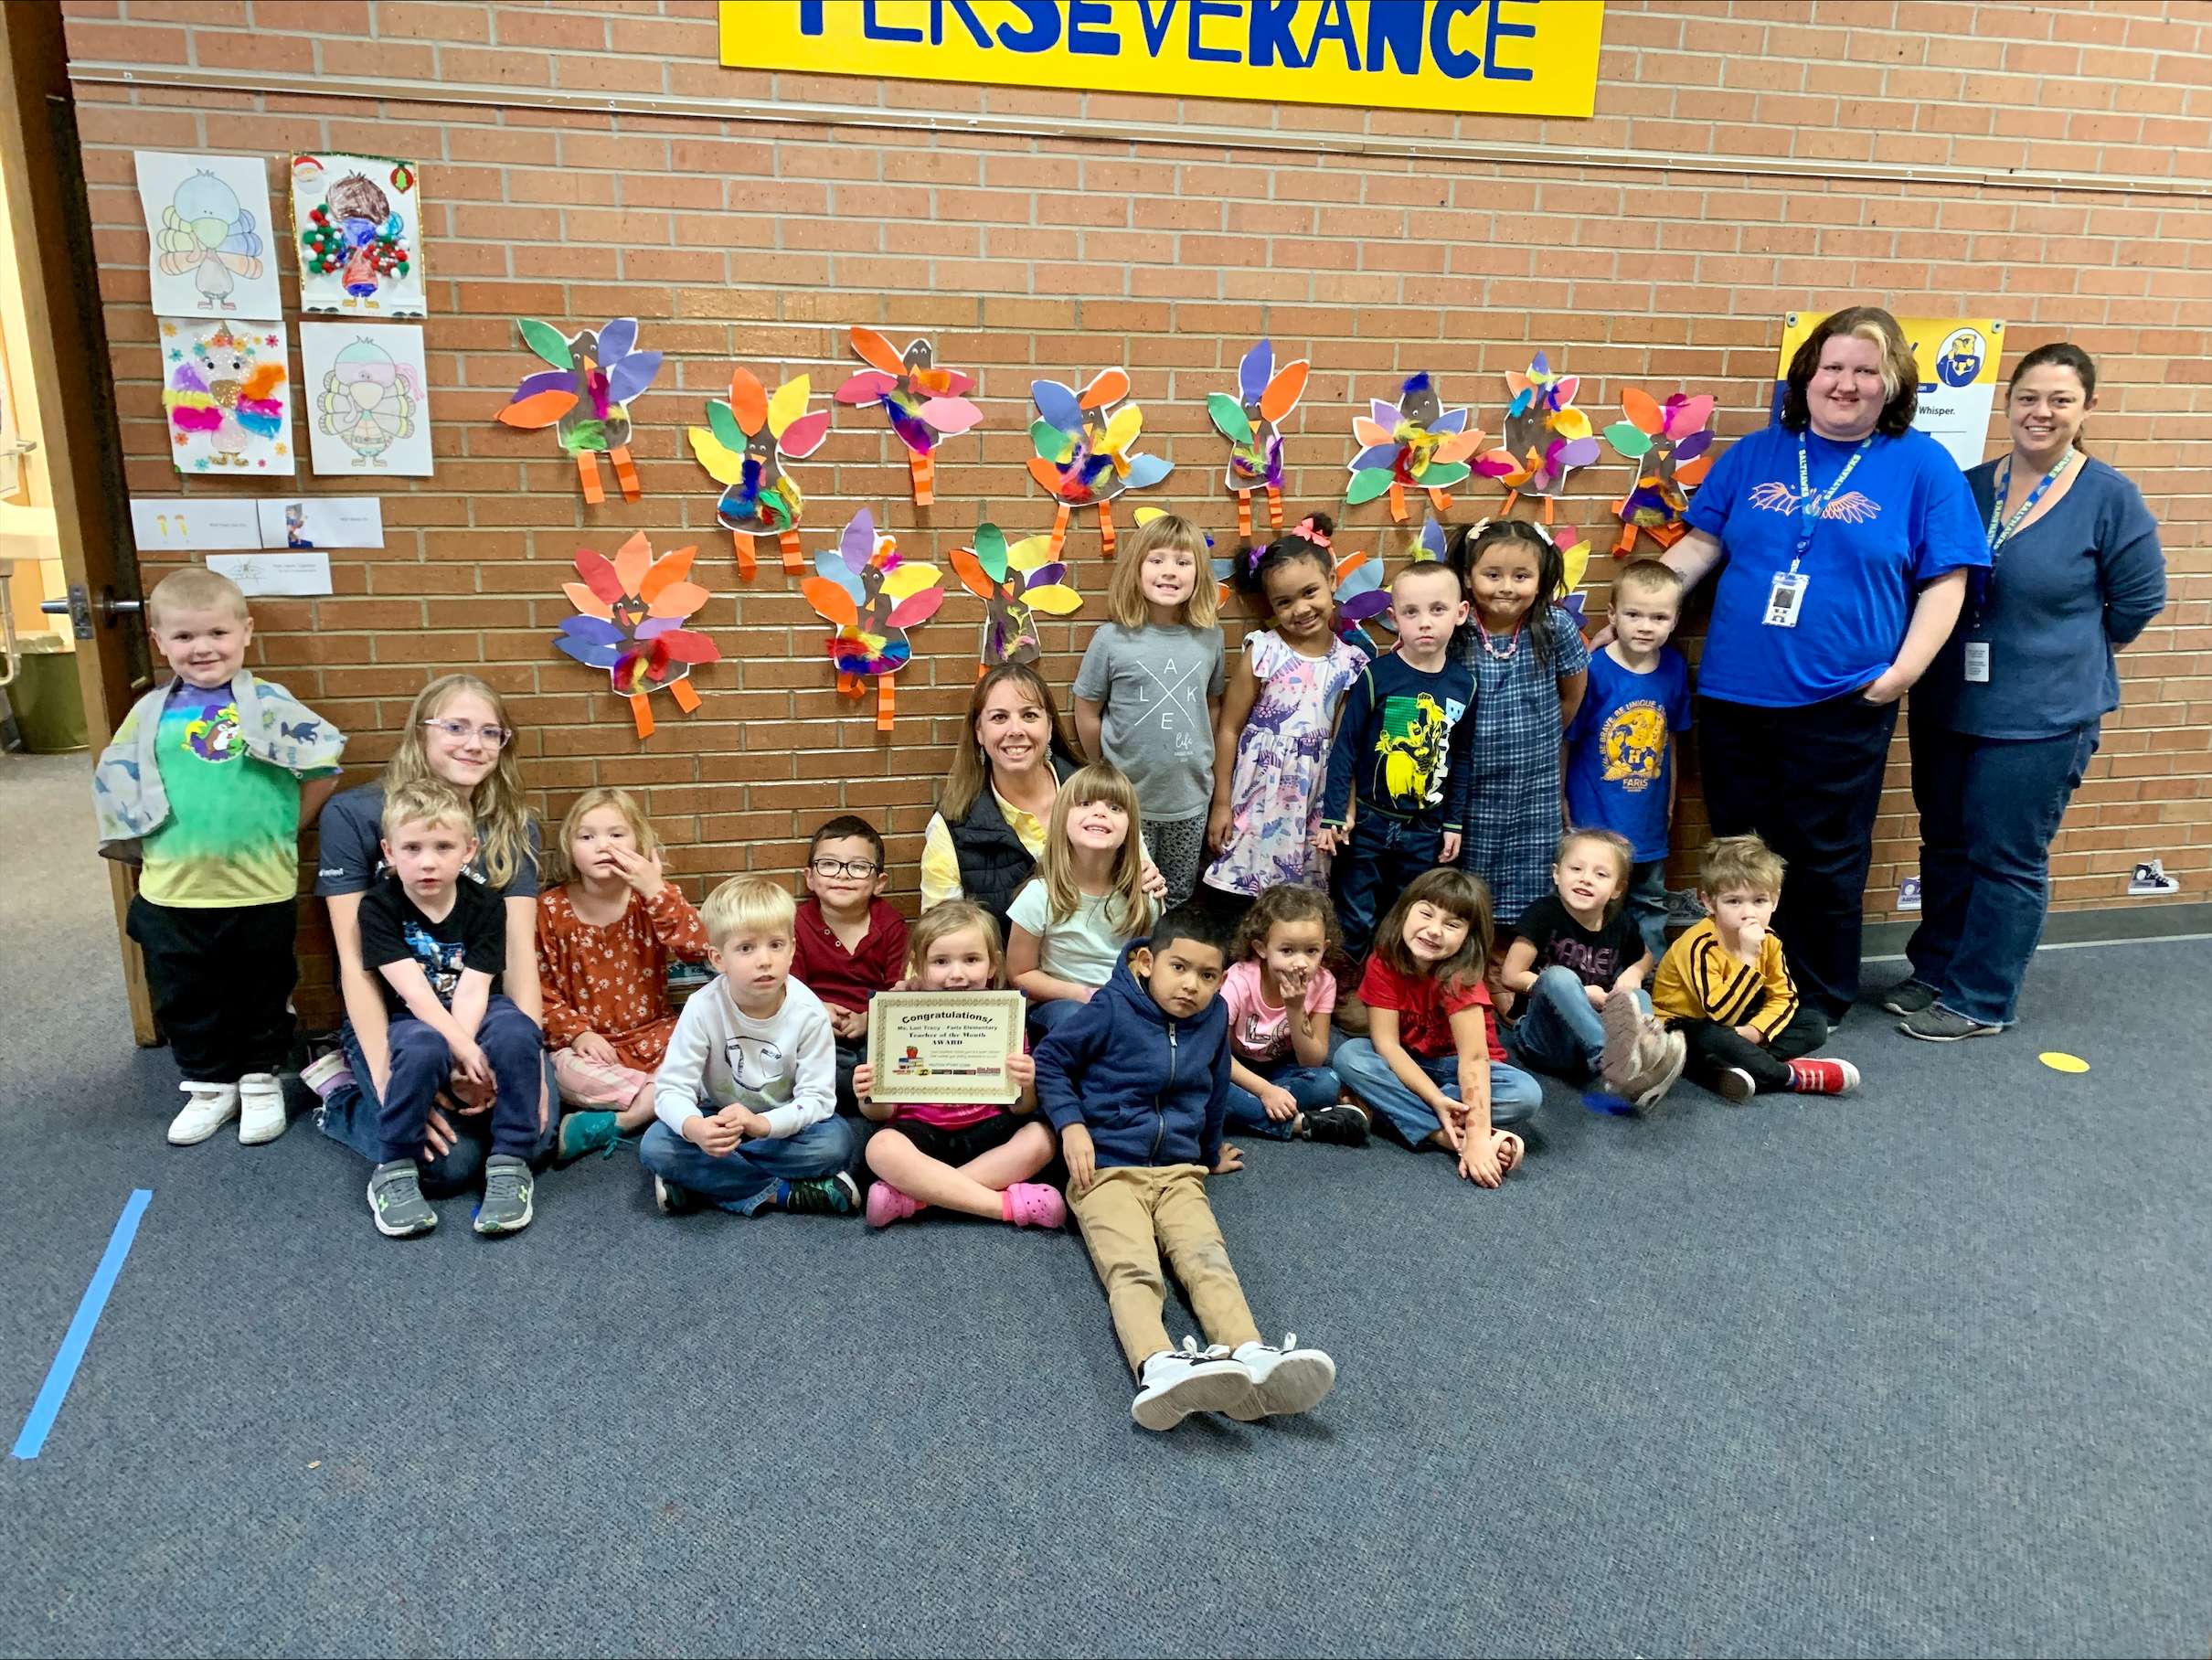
[944,752,1074,935]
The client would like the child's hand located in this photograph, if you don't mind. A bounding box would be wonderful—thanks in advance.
[1259,1082,1298,1123]
[1004,1050,1036,1091]
[445,1069,495,1112]
[1138,858,1169,901]
[851,1061,875,1102]
[1735,1023,1769,1047]
[684,1111,742,1157]
[1311,825,1341,856]
[1440,831,1462,864]
[1207,801,1234,855]
[569,1030,621,1068]
[1061,1123,1096,1195]
[826,1004,863,1039]
[1213,1142,1245,1175]
[1460,1132,1505,1188]
[450,1037,493,1091]
[1585,984,1610,1012]
[730,1105,772,1140]
[603,841,666,900]
[1433,1096,1469,1154]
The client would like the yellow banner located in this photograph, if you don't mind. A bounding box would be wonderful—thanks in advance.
[719,0,1606,118]
[1777,313,2005,470]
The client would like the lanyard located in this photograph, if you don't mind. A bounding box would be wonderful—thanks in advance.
[1984,451,2075,557]
[1792,434,1875,571]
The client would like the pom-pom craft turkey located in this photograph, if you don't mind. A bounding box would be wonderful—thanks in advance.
[802,509,946,732]
[835,326,982,508]
[1602,390,1717,557]
[688,366,832,577]
[1345,373,1487,523]
[498,317,662,505]
[554,533,720,741]
[1026,368,1172,558]
[951,522,1082,676]
[1207,339,1310,540]
[1475,353,1603,524]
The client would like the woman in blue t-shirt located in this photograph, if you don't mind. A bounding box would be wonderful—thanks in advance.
[1598,306,1989,1023]
[1888,344,2165,1041]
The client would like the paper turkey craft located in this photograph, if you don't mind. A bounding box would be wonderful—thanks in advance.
[1477,353,1603,523]
[1345,373,1486,523]
[835,326,982,507]
[1027,368,1171,557]
[1603,390,1717,557]
[802,509,945,731]
[554,533,720,741]
[1330,512,1448,648]
[688,367,831,577]
[1207,338,1310,540]
[951,522,1081,675]
[498,317,663,505]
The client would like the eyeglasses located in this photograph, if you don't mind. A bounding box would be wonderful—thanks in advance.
[421,718,514,749]
[809,857,878,880]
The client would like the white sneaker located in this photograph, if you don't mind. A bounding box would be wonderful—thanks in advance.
[1228,1334,1337,1421]
[1130,1336,1255,1431]
[167,1081,239,1145]
[238,1072,287,1144]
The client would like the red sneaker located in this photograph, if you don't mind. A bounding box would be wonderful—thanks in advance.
[1786,1057,1861,1095]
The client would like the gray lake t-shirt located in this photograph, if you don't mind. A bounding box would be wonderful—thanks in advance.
[1071,622,1226,821]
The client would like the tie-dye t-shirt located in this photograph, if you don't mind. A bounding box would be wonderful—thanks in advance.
[139,680,303,908]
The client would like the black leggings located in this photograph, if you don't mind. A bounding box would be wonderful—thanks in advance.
[1677,1005,1828,1093]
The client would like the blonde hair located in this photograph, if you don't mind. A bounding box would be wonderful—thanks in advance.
[1781,305,1920,437]
[1037,761,1153,937]
[383,674,537,892]
[1612,559,1684,601]
[1107,513,1218,630]
[378,781,474,839]
[907,900,1005,986]
[1699,834,1785,901]
[941,662,1069,825]
[147,567,249,627]
[699,875,796,948]
[555,786,663,883]
[1557,828,1635,920]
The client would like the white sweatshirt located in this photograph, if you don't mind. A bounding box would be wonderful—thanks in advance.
[652,974,837,1141]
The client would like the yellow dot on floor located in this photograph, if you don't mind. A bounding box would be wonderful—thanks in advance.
[2038,1051,2090,1074]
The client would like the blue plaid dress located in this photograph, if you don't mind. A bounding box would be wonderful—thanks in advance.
[1452,607,1590,924]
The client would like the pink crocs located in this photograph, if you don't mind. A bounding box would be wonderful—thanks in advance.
[1001,1182,1067,1229]
[865,1179,922,1229]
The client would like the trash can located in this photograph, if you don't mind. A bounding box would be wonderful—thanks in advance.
[8,635,88,752]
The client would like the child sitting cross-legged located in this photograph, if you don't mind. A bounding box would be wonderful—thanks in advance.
[356,782,545,1239]
[1653,835,1861,1102]
[1038,905,1337,1431]
[536,787,711,1162]
[638,876,859,1218]
[853,901,1063,1231]
[790,814,908,1128]
[1219,884,1368,1146]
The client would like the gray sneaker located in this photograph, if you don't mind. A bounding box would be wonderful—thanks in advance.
[1880,978,1939,1016]
[473,1154,536,1235]
[1899,1005,2002,1043]
[368,1160,437,1238]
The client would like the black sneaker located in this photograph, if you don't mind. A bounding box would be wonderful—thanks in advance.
[1713,1065,1759,1103]
[1300,1103,1370,1146]
[1879,978,1939,1016]
[776,1171,860,1215]
[473,1155,535,1235]
[1899,1005,2002,1043]
[653,1175,702,1216]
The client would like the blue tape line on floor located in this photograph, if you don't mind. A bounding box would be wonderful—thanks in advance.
[11,1188,152,1461]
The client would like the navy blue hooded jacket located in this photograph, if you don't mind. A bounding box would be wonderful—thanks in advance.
[1035,943,1231,1172]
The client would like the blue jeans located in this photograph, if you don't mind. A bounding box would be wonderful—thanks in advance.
[1907,719,2100,1026]
[322,1003,559,1194]
[1224,1051,1345,1140]
[1026,996,1090,1041]
[1333,1038,1541,1146]
[1332,811,1444,962]
[1513,966,1650,1079]
[637,1115,857,1215]
[1626,859,1669,964]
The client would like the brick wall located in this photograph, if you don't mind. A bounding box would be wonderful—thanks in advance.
[60,0,2212,1019]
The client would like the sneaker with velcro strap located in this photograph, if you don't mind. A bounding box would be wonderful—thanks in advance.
[473,1155,536,1235]
[368,1160,437,1238]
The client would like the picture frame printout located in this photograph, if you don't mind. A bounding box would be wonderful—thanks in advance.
[864,991,1026,1107]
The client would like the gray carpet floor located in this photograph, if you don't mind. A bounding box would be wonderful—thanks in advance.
[3,749,2207,1659]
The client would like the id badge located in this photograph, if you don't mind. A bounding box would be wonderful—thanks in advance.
[1764,569,1808,628]
[1963,641,1991,684]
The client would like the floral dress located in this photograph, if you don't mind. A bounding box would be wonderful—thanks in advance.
[1204,629,1368,897]
[1453,608,1590,924]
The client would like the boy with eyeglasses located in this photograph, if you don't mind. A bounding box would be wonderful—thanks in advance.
[791,816,908,1138]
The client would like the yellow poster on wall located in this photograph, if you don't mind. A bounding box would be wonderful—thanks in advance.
[1775,313,2005,472]
[718,0,1607,119]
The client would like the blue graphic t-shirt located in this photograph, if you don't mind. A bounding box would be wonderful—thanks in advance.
[1686,424,1987,707]
[1566,645,1695,864]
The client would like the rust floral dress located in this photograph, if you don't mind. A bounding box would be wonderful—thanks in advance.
[536,884,711,1069]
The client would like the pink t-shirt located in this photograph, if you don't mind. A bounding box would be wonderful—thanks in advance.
[1218,959,1337,1065]
[891,1035,1029,1130]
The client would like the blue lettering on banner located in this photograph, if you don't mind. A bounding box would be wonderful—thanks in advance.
[995,0,1060,51]
[1430,0,1481,79]
[1247,0,1308,69]
[1188,0,1240,63]
[797,0,825,36]
[1305,0,1360,70]
[1487,0,1539,80]
[1137,0,1179,55]
[861,0,924,45]
[1066,0,1121,56]
[1366,0,1424,75]
[933,0,994,49]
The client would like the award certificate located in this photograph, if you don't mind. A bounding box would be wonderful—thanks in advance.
[865,991,1026,1106]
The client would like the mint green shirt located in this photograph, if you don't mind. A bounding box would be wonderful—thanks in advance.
[139,681,303,907]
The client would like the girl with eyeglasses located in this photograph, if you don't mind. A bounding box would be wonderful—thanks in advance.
[314,674,559,1196]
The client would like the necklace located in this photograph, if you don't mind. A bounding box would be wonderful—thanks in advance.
[1476,621,1522,660]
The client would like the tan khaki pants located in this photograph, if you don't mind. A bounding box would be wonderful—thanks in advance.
[1067,1164,1261,1374]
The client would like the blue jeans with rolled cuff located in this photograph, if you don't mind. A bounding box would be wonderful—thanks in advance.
[637,1114,858,1215]
[1224,1055,1345,1141]
[1333,1038,1541,1147]
[1511,966,1651,1079]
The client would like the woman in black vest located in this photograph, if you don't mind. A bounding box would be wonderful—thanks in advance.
[920,664,1081,935]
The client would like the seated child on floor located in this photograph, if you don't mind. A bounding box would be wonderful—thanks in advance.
[1499,828,1685,1112]
[356,782,544,1240]
[790,814,908,1122]
[637,876,859,1218]
[1037,905,1336,1432]
[1219,884,1368,1147]
[1652,835,1860,1102]
[536,787,710,1162]
[1333,868,1541,1189]
[1006,761,1154,1039]
[853,901,1062,1231]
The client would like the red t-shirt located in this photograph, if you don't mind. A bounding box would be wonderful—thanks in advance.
[1358,955,1506,1062]
[792,897,909,1016]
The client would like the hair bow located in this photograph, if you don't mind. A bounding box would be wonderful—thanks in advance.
[1292,516,1332,548]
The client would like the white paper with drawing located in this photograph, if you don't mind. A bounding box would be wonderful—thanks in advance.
[301,323,432,476]
[159,318,294,477]
[134,150,283,320]
[291,153,427,317]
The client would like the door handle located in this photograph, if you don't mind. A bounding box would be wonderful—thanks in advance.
[40,584,141,638]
